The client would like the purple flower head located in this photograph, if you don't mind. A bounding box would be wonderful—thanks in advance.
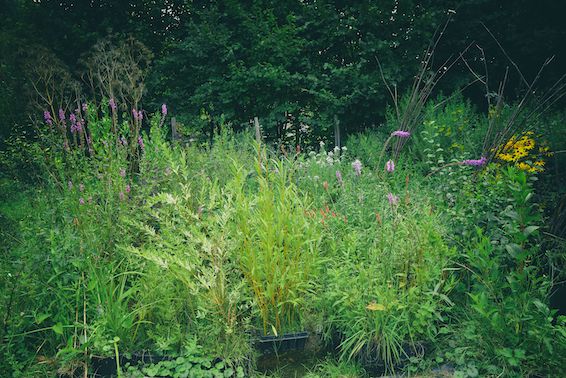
[79,183,84,192]
[82,103,88,112]
[43,110,53,125]
[336,170,343,185]
[109,98,116,112]
[132,108,138,121]
[79,197,85,205]
[76,119,83,133]
[119,168,126,177]
[69,114,77,133]
[391,130,411,138]
[387,192,399,206]
[119,191,125,201]
[462,156,487,167]
[138,110,143,121]
[161,104,167,116]
[352,159,362,176]
[58,109,66,121]
[68,180,73,190]
[125,184,131,194]
[138,136,145,151]
[386,159,395,173]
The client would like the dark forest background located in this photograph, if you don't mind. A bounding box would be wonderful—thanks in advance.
[1,0,565,145]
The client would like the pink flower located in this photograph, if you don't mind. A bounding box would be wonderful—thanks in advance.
[58,109,65,121]
[336,170,343,185]
[352,160,362,176]
[109,98,116,111]
[161,104,167,116]
[125,184,131,194]
[43,110,53,125]
[386,160,395,172]
[387,193,399,206]
[391,130,410,138]
[138,136,145,151]
[461,156,487,166]
[79,197,85,205]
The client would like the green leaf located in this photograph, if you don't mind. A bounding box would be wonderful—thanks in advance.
[52,322,64,335]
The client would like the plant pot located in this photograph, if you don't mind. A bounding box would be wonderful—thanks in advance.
[90,352,171,377]
[256,331,309,354]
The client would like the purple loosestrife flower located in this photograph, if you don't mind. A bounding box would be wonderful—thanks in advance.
[336,170,343,186]
[138,136,145,151]
[82,103,88,112]
[391,130,411,138]
[79,197,85,205]
[43,110,53,125]
[132,108,138,121]
[58,109,65,121]
[352,159,362,176]
[76,119,83,133]
[125,184,131,194]
[462,156,487,166]
[386,159,395,172]
[69,114,77,133]
[138,110,143,121]
[387,193,399,206]
[109,98,116,112]
[161,104,167,116]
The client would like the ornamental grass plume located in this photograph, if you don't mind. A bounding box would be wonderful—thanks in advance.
[386,159,395,172]
[352,159,362,176]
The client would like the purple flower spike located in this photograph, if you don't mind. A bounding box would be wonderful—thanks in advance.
[352,159,362,176]
[391,130,410,138]
[125,184,131,194]
[462,156,487,167]
[109,98,116,111]
[82,103,88,112]
[386,159,395,173]
[79,197,85,205]
[138,110,143,121]
[58,109,66,121]
[138,135,145,151]
[132,108,138,121]
[336,170,343,185]
[387,192,399,206]
[44,110,53,125]
[161,104,167,116]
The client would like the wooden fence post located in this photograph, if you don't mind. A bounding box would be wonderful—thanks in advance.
[171,117,179,141]
[334,115,341,150]
[254,116,262,143]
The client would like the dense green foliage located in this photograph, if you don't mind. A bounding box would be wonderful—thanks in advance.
[1,1,566,377]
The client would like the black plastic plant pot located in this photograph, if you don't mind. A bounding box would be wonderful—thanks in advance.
[256,331,309,354]
[91,353,171,377]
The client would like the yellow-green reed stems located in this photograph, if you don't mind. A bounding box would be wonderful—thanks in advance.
[232,157,321,336]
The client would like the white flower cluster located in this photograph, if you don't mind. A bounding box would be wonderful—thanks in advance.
[305,141,348,167]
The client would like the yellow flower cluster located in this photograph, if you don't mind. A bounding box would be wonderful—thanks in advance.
[494,131,552,173]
